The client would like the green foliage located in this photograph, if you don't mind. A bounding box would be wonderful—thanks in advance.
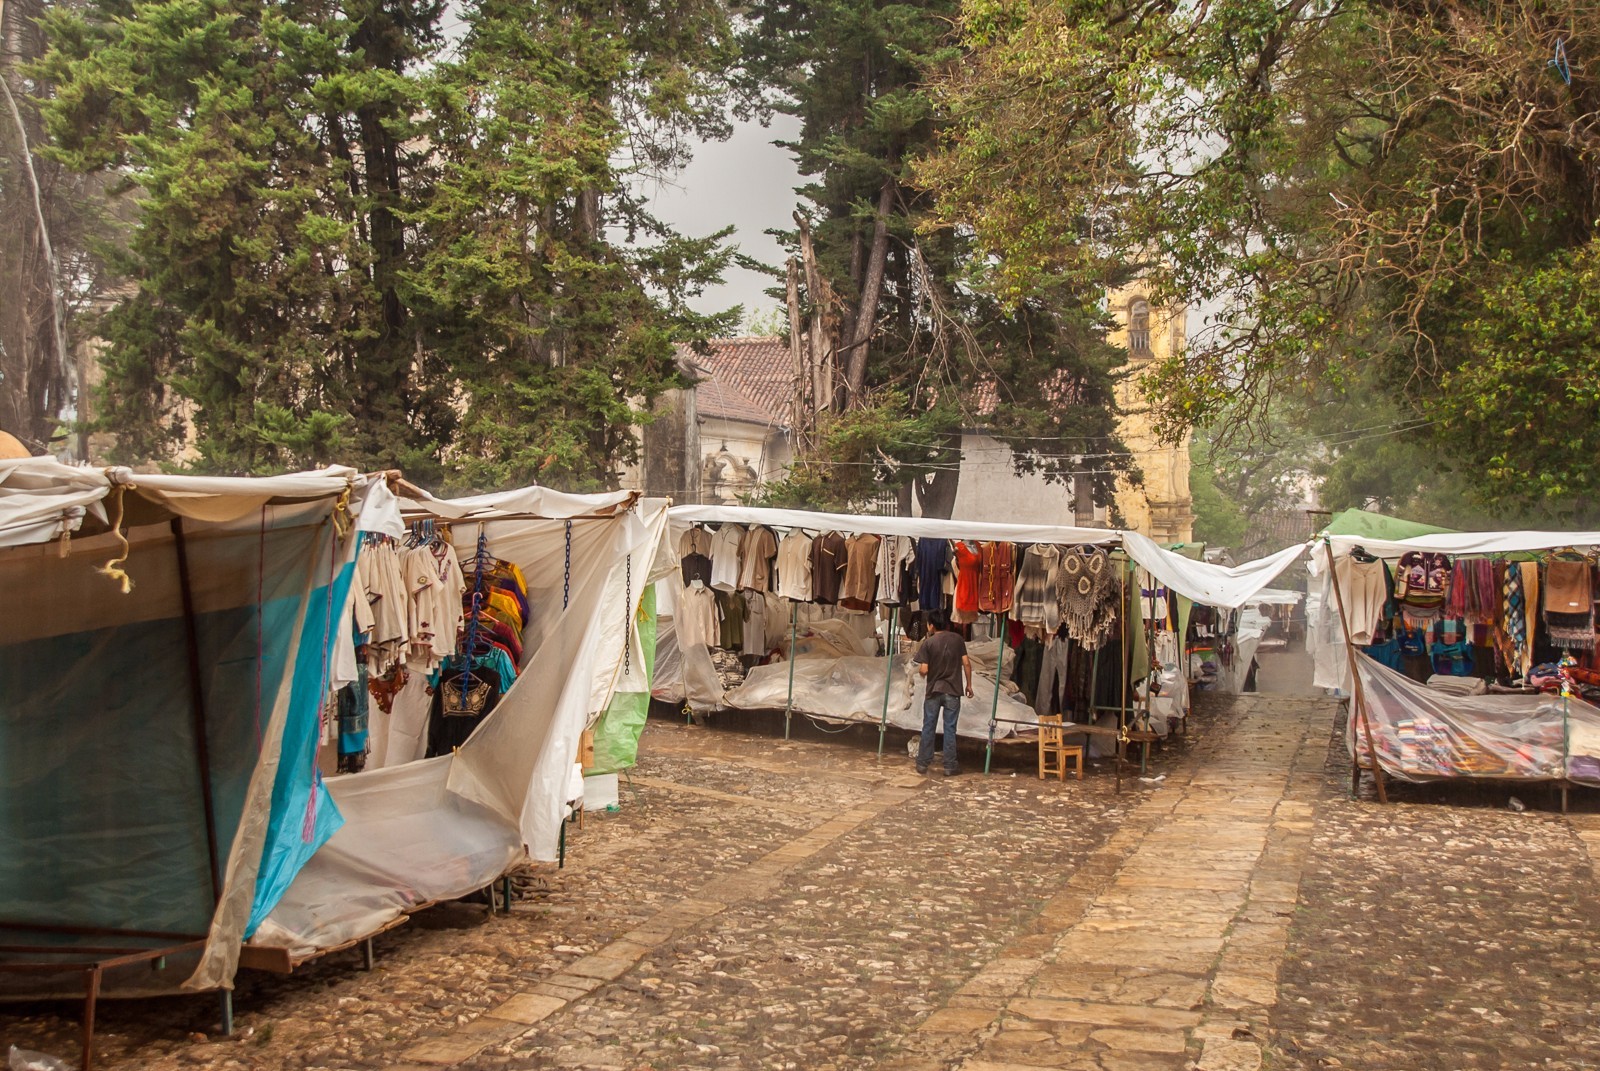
[920,0,1600,519]
[1188,434,1247,549]
[36,0,738,488]
[407,0,738,492]
[755,392,950,510]
[739,0,1132,513]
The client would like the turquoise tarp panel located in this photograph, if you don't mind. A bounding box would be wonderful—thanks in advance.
[0,515,337,939]
[246,558,354,935]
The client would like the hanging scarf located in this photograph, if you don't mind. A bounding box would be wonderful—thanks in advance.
[1503,562,1527,676]
[1544,560,1596,650]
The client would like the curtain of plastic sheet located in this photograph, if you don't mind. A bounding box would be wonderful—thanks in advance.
[0,516,333,941]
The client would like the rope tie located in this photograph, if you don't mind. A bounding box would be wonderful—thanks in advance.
[97,482,136,593]
[331,484,354,540]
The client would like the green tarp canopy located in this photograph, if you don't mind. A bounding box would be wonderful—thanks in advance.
[1317,508,1455,541]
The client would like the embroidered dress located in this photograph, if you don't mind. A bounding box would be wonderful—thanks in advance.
[977,541,1016,614]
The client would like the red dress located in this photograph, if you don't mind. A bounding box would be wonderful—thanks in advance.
[953,541,981,615]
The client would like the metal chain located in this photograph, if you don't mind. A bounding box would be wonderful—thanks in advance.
[623,555,632,675]
[563,520,572,610]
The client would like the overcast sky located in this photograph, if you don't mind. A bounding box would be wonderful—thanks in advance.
[648,114,804,324]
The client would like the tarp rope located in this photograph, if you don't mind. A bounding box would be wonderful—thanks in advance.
[96,480,136,593]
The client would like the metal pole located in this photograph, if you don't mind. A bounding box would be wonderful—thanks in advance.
[172,518,222,904]
[878,605,897,758]
[985,611,1009,774]
[784,600,798,740]
[1117,559,1128,795]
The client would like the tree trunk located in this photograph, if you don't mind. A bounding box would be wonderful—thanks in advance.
[794,212,839,414]
[914,465,961,519]
[0,0,68,452]
[785,256,810,451]
[843,176,895,406]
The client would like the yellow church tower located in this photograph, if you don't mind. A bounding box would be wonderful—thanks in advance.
[1106,283,1195,544]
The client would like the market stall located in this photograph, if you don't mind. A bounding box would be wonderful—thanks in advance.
[0,459,396,1054]
[657,505,1303,776]
[246,482,668,964]
[1312,525,1600,805]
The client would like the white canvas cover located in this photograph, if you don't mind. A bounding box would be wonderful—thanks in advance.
[1119,531,1305,610]
[250,494,670,958]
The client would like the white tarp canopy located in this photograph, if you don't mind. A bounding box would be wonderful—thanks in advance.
[1119,531,1306,611]
[0,458,383,548]
[1322,530,1600,560]
[252,488,670,959]
[669,505,1304,611]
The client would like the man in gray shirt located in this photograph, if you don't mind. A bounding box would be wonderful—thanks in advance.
[912,615,974,775]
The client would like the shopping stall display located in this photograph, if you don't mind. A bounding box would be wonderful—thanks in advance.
[656,505,1304,777]
[249,483,668,962]
[0,458,669,1034]
[1311,523,1600,806]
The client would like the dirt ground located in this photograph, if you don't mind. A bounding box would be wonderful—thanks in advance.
[5,652,1600,1071]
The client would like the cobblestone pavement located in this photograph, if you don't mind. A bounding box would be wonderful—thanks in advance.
[1270,716,1600,1071]
[7,658,1600,1071]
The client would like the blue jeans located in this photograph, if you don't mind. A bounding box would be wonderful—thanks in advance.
[919,692,961,772]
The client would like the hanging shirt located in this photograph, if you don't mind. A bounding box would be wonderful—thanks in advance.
[676,585,722,648]
[810,531,849,605]
[876,535,912,606]
[738,525,779,592]
[680,526,713,558]
[681,551,712,586]
[840,533,882,612]
[709,524,746,592]
[914,538,948,613]
[775,531,814,602]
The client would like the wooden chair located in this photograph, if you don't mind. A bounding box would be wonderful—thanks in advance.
[1037,714,1084,781]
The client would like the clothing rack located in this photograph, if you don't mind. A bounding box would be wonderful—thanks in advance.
[459,530,492,707]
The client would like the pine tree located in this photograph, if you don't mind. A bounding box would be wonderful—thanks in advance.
[740,0,1130,515]
[408,0,739,491]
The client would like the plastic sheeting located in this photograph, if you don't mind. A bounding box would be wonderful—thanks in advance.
[250,498,670,957]
[723,653,1040,738]
[1351,654,1600,785]
[0,477,392,996]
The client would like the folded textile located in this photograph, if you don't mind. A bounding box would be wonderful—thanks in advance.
[1425,674,1487,697]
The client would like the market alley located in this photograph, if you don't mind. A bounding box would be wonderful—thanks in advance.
[7,669,1600,1070]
